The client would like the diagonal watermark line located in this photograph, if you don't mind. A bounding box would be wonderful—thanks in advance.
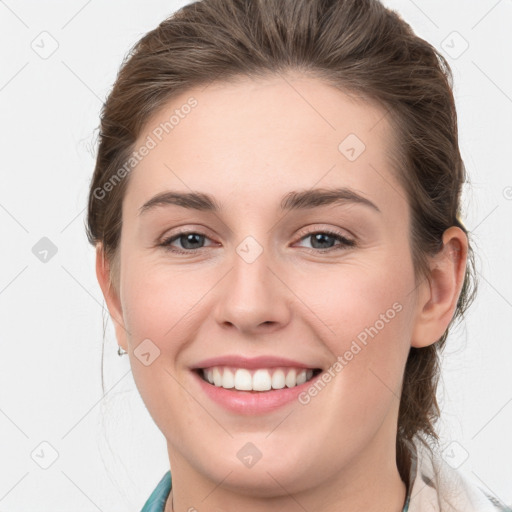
[405,273,429,301]
[472,61,512,105]
[266,471,310,511]
[0,1,29,28]
[471,204,499,232]
[61,0,93,29]
[163,267,234,337]
[163,163,233,238]
[61,368,132,439]
[61,265,105,309]
[0,62,29,92]
[200,69,226,94]
[265,266,337,338]
[369,106,391,132]
[368,162,407,204]
[276,70,337,130]
[0,472,29,503]
[61,206,87,233]
[471,470,509,508]
[265,409,295,438]
[163,367,234,438]
[0,407,29,439]
[368,367,400,400]
[471,0,503,30]
[0,265,28,297]
[60,265,132,336]
[199,470,233,503]
[266,164,336,234]
[407,0,439,29]
[61,61,104,103]
[478,270,512,308]
[472,396,512,439]
[0,202,29,233]
[61,471,104,511]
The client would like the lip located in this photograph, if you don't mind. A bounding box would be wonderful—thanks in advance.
[190,366,323,415]
[190,355,320,370]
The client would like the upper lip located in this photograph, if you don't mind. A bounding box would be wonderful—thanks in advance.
[190,355,321,370]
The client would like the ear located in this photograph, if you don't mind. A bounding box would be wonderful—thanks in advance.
[410,226,468,348]
[95,243,129,352]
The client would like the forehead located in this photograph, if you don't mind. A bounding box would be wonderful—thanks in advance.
[124,73,404,218]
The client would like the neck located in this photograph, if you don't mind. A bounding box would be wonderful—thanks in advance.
[164,433,408,512]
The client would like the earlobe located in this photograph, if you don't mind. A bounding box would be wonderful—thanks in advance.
[410,226,468,349]
[95,243,129,351]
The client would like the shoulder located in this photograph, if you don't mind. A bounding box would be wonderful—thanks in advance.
[406,438,511,512]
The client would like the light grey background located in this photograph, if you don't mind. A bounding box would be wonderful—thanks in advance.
[1,0,511,510]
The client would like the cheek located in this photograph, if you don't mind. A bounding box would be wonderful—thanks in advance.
[121,253,205,350]
[296,256,414,412]
[299,254,413,347]
[120,265,206,437]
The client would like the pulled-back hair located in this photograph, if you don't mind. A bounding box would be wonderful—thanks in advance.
[86,0,478,485]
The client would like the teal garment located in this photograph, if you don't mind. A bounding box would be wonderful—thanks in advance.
[139,470,411,511]
[139,464,510,512]
[140,471,172,512]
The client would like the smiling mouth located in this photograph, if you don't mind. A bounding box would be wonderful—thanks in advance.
[195,366,323,392]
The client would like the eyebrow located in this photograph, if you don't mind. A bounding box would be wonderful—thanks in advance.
[138,187,381,216]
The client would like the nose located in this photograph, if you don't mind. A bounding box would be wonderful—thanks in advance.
[213,244,292,335]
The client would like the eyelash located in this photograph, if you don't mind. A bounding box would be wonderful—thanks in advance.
[158,228,356,255]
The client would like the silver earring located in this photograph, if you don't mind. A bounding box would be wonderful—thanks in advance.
[117,345,128,356]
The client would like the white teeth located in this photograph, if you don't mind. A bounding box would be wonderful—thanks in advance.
[285,369,296,388]
[222,368,235,389]
[252,369,272,391]
[271,369,285,389]
[234,369,252,390]
[296,370,307,385]
[200,366,318,391]
[213,367,223,387]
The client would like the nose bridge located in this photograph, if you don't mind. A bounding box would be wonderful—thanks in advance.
[214,234,290,332]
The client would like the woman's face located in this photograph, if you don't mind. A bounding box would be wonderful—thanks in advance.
[106,74,429,497]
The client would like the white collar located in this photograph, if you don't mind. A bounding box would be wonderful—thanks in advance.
[406,437,508,511]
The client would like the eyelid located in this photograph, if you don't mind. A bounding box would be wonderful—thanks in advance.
[159,227,217,250]
[159,224,356,255]
[159,224,215,242]
[292,228,356,252]
[293,224,356,243]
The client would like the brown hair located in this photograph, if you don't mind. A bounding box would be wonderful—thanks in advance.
[86,0,478,485]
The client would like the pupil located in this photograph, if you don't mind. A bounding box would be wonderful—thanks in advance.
[179,233,335,250]
[311,233,333,249]
[182,233,203,249]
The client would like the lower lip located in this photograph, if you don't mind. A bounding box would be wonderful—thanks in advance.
[191,370,322,414]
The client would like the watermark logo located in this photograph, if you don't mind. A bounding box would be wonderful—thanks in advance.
[298,301,403,405]
[31,441,59,469]
[236,442,262,468]
[31,31,59,60]
[134,338,161,366]
[236,236,264,264]
[32,237,58,263]
[441,441,469,469]
[338,133,366,162]
[441,31,469,60]
[93,97,198,200]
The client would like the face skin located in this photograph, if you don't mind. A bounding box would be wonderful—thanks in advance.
[96,72,467,512]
